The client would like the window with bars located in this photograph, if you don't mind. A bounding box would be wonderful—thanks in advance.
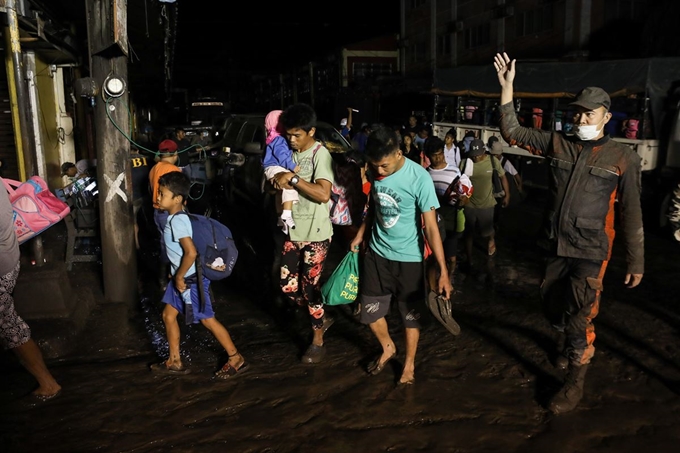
[465,23,490,49]
[516,3,554,37]
[352,62,394,80]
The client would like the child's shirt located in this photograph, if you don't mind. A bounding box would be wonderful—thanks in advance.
[262,135,296,171]
[149,161,180,209]
[164,212,196,278]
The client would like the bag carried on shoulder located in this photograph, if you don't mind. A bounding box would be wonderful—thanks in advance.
[321,251,359,306]
[312,145,352,226]
[2,176,70,244]
[491,157,505,199]
[170,211,238,281]
[329,184,352,226]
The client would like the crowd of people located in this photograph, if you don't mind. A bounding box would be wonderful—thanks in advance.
[1,53,645,415]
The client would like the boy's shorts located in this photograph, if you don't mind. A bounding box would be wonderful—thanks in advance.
[162,276,215,323]
[359,248,426,329]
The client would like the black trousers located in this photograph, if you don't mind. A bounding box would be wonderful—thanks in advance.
[540,255,608,366]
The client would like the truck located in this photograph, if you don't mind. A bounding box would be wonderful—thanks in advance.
[429,57,680,232]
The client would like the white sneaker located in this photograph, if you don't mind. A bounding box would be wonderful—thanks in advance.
[281,211,296,231]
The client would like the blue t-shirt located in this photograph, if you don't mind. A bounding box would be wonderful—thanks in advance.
[164,212,196,278]
[369,158,440,262]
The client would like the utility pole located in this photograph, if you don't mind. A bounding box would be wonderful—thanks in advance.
[3,0,44,266]
[85,0,137,305]
[3,0,36,179]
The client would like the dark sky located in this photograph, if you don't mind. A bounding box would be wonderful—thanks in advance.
[172,1,399,90]
[32,0,399,102]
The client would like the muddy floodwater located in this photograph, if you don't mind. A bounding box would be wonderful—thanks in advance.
[2,191,680,453]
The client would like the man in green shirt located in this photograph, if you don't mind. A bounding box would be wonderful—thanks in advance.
[272,103,335,364]
[460,139,509,265]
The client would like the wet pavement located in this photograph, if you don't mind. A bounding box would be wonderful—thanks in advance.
[2,189,680,453]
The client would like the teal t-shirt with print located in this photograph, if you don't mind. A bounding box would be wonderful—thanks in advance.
[289,141,334,242]
[369,157,440,262]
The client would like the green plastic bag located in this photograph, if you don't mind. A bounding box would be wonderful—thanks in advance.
[456,208,465,233]
[321,251,359,306]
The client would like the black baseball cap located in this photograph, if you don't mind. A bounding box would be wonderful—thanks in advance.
[570,87,611,111]
[467,139,486,157]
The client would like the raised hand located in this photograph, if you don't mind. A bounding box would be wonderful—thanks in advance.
[494,52,516,89]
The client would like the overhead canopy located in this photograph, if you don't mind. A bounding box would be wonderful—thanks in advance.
[432,57,680,99]
[432,57,680,138]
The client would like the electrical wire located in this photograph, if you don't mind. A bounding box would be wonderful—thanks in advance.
[104,96,205,158]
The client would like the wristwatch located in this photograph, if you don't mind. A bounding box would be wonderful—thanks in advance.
[289,174,300,186]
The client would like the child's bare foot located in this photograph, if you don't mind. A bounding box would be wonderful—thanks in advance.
[228,352,245,369]
[150,359,191,375]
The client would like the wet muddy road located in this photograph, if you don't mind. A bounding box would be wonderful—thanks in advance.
[2,191,680,453]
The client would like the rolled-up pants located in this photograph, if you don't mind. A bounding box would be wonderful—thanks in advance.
[540,256,607,366]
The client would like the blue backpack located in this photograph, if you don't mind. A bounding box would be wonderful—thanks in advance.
[170,211,238,281]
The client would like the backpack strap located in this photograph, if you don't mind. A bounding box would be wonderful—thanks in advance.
[309,142,324,179]
[168,210,206,313]
[168,210,188,243]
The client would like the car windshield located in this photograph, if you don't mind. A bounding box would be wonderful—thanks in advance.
[315,123,351,153]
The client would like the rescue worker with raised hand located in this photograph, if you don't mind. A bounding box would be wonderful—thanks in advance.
[493,52,644,414]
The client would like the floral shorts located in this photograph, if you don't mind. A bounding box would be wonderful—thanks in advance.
[280,239,331,330]
[0,262,31,350]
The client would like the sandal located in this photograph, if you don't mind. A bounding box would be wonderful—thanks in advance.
[215,358,250,380]
[150,362,191,375]
[367,350,397,376]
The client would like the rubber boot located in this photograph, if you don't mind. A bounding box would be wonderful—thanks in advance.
[554,334,568,370]
[548,364,589,414]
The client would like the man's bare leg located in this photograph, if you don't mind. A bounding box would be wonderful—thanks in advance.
[369,317,397,364]
[399,327,420,384]
[12,339,61,397]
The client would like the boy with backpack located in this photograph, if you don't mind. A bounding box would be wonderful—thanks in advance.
[151,171,248,379]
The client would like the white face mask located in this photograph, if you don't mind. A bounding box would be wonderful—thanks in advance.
[574,119,604,140]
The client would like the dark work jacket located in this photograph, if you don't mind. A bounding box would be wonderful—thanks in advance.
[498,102,644,275]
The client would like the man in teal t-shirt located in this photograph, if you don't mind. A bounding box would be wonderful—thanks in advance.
[350,126,453,386]
[272,103,335,365]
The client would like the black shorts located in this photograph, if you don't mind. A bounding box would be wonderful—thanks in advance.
[359,247,426,329]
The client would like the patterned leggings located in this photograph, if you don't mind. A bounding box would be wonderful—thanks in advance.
[280,239,331,330]
[0,262,31,350]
